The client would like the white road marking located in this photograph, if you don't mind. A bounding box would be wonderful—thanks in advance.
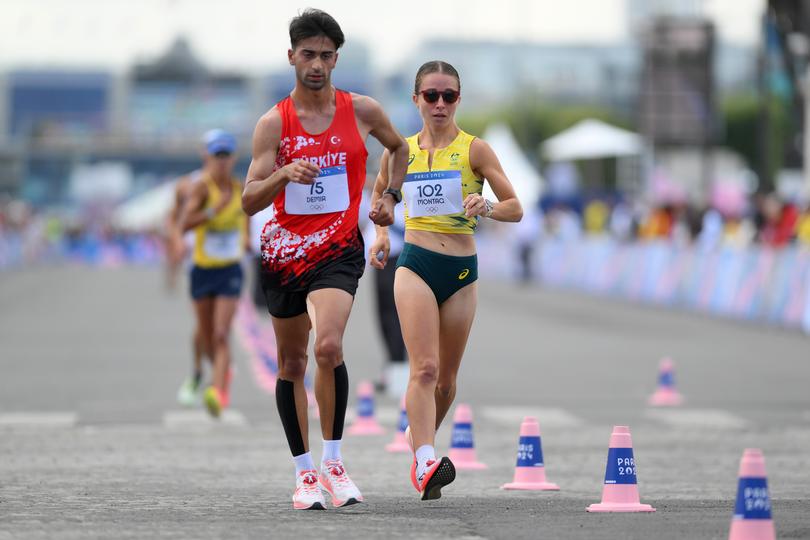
[163,409,247,428]
[644,408,747,429]
[0,412,78,428]
[481,406,584,428]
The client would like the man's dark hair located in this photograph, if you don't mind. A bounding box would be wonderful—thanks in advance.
[289,9,345,50]
[414,61,460,94]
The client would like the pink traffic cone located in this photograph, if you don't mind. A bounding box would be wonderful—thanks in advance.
[728,449,775,540]
[346,380,385,435]
[447,403,487,470]
[587,426,655,512]
[502,416,559,490]
[385,396,411,452]
[648,357,684,406]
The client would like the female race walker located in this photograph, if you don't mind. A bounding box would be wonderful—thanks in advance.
[369,61,523,500]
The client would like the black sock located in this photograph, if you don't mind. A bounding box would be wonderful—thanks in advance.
[276,378,305,456]
[332,363,348,440]
[193,370,202,388]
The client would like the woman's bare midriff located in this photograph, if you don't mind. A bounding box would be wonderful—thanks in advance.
[404,229,477,257]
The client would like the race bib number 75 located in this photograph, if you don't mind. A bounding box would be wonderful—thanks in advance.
[403,170,463,217]
[284,165,350,215]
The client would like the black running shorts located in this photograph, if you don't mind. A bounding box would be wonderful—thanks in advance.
[260,246,366,318]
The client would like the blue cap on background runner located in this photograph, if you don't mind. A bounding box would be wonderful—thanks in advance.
[204,129,236,154]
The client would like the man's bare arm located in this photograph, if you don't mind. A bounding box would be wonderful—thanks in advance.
[242,110,285,216]
[355,95,408,225]
[357,96,408,191]
[178,181,210,233]
[242,108,321,215]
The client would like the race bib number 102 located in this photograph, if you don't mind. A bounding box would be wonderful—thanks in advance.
[284,165,350,215]
[403,170,463,217]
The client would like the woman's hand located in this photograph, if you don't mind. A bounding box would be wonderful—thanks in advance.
[463,193,488,218]
[368,233,391,269]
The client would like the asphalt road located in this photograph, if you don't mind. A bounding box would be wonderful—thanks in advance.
[1,265,808,539]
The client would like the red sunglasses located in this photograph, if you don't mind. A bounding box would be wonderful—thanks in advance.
[419,88,460,104]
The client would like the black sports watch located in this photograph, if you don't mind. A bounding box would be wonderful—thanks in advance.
[383,188,402,204]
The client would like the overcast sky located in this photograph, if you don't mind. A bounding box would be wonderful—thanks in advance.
[1,0,763,74]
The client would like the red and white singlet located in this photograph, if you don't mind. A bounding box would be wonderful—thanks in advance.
[260,90,368,288]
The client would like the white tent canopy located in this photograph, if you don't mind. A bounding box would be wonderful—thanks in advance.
[481,123,543,207]
[541,119,643,162]
[111,179,177,231]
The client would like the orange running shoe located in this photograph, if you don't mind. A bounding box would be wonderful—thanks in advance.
[405,425,419,491]
[417,457,456,501]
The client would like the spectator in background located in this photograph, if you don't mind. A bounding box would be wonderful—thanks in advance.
[546,202,582,242]
[583,199,609,235]
[514,202,542,284]
[696,206,724,252]
[608,199,636,242]
[795,203,810,246]
[760,194,798,248]
[722,214,756,249]
[639,204,674,240]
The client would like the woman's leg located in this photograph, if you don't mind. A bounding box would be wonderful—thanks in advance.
[395,267,441,450]
[435,282,478,430]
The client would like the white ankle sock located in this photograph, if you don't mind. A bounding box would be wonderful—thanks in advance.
[322,439,342,464]
[415,444,436,479]
[293,451,316,475]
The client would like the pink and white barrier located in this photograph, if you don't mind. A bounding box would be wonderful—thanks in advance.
[478,235,810,334]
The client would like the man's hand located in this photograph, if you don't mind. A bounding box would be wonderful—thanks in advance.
[169,231,187,265]
[368,234,390,269]
[285,160,320,185]
[369,194,395,226]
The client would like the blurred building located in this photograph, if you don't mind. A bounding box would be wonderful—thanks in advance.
[126,37,257,148]
[0,21,758,207]
[403,40,640,113]
[5,70,111,144]
[396,38,754,116]
[0,36,381,207]
[0,39,262,205]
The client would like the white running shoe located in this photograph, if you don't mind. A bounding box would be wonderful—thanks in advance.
[319,459,363,507]
[293,470,326,510]
[176,377,200,407]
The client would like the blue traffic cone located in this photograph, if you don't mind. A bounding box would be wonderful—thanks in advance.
[347,380,384,435]
[385,395,410,452]
[729,448,775,540]
[448,403,487,470]
[501,416,559,490]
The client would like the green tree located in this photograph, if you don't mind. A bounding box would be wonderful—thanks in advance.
[720,94,790,188]
[459,101,629,163]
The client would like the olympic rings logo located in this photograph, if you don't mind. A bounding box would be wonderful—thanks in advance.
[427,207,438,214]
[311,204,324,211]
